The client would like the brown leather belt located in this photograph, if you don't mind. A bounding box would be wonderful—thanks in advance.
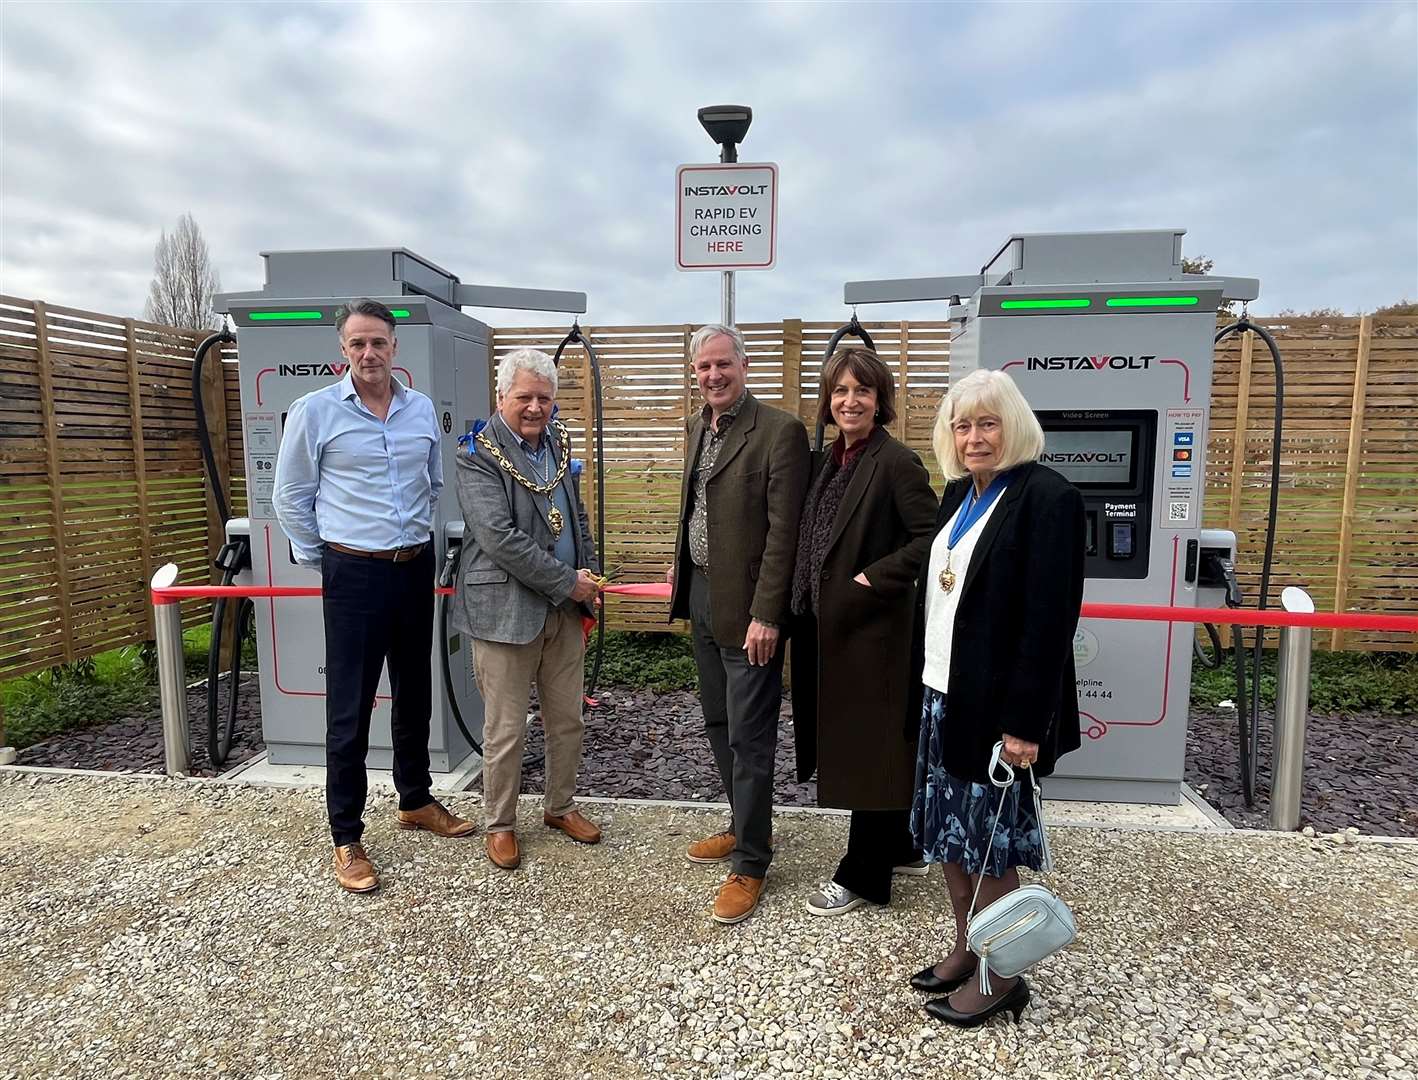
[326,541,428,563]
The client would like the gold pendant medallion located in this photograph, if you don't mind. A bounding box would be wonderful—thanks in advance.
[547,504,564,539]
[938,558,956,594]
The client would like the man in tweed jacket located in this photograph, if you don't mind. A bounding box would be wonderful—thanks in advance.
[668,324,810,924]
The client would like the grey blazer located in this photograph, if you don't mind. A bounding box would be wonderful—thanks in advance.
[452,416,599,645]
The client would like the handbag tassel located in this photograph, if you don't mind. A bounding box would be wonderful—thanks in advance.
[978,958,992,996]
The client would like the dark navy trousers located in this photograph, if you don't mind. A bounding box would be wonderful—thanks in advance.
[321,543,435,846]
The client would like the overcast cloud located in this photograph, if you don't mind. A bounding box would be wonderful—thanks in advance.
[2,1,1415,325]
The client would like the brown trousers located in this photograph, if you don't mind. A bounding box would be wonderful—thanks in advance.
[472,603,586,832]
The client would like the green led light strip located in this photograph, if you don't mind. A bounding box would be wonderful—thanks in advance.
[249,310,323,321]
[1106,296,1200,308]
[1000,298,1091,310]
[390,309,412,318]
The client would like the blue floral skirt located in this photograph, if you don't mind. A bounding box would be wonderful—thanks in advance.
[909,686,1045,877]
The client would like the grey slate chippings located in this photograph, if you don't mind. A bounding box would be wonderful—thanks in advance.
[1,771,1416,1080]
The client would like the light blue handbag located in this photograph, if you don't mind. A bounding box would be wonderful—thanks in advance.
[964,742,1077,994]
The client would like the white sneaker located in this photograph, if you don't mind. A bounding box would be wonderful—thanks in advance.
[892,859,930,877]
[805,881,868,916]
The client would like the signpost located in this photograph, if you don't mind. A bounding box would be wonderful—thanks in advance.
[676,161,778,326]
[676,163,779,272]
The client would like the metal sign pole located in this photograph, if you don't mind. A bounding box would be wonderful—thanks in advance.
[722,270,735,327]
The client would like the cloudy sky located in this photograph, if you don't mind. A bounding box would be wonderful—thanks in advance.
[3,1,1415,326]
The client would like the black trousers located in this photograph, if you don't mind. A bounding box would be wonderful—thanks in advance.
[688,568,781,877]
[321,543,435,846]
[833,808,920,905]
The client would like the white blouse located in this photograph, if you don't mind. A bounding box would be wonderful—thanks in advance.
[921,488,1006,694]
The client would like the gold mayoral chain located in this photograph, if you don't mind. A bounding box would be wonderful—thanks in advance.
[475,418,574,539]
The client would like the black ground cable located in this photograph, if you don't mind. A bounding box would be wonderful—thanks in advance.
[438,540,545,769]
[1213,318,1285,808]
[205,537,252,768]
[1193,621,1226,670]
[193,328,247,767]
[813,315,877,451]
[192,327,237,528]
[552,322,608,701]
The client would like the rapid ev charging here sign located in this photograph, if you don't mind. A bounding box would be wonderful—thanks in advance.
[676,163,778,271]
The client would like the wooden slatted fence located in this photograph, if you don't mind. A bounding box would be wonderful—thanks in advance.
[1,298,1414,680]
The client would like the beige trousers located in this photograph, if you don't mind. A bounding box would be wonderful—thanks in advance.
[473,603,586,832]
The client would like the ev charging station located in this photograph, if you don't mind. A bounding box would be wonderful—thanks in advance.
[213,249,585,773]
[847,230,1260,803]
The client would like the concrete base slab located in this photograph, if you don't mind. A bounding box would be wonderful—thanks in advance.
[215,752,1226,832]
[220,749,484,794]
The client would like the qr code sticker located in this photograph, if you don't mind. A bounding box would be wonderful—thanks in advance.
[1169,501,1189,522]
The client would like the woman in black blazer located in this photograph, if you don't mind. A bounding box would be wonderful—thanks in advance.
[906,368,1085,1027]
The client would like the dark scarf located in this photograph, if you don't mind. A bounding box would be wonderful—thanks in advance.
[791,433,871,617]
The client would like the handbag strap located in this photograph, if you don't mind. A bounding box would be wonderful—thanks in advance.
[966,742,1056,922]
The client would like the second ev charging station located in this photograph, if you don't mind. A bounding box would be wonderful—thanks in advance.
[847,230,1260,803]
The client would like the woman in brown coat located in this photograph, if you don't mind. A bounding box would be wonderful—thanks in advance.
[789,345,938,916]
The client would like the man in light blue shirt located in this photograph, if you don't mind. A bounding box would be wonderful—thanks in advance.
[273,298,475,894]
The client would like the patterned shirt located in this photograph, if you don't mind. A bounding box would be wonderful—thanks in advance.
[687,389,749,572]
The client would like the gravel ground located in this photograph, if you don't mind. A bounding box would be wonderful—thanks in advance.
[1,771,1416,1080]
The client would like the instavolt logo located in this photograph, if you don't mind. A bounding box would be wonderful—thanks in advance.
[1022,354,1155,371]
[683,183,770,197]
[277,363,349,377]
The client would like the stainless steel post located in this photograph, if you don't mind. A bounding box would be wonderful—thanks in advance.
[721,270,736,327]
[1270,586,1314,830]
[151,563,191,776]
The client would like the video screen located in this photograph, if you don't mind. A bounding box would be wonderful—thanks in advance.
[1040,428,1136,487]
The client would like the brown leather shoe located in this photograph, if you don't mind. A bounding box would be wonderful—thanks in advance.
[543,809,601,845]
[396,799,477,838]
[712,873,765,925]
[486,830,521,870]
[333,843,379,893]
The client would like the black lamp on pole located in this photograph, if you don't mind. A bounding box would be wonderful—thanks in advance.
[698,105,752,325]
[698,104,752,164]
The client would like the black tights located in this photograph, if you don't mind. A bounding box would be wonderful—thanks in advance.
[929,861,1021,1009]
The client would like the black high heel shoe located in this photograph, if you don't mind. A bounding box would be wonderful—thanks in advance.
[924,978,1031,1027]
[909,959,978,994]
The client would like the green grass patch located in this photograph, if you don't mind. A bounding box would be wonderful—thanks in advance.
[1,626,242,749]
[586,631,699,692]
[1191,648,1418,714]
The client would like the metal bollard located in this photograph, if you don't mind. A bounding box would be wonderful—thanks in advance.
[151,563,191,776]
[1270,586,1315,831]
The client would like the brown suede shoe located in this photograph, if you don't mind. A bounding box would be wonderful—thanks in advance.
[396,799,477,838]
[712,873,765,925]
[543,809,601,845]
[333,843,379,893]
[486,830,521,870]
[687,829,774,864]
[687,829,735,863]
